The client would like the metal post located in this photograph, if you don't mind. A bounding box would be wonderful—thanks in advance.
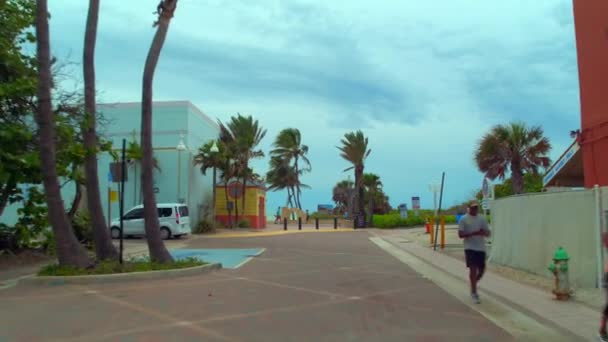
[283,217,287,230]
[298,217,302,230]
[433,172,446,251]
[440,216,445,249]
[119,139,126,264]
[315,217,319,230]
[107,186,111,228]
[334,217,337,229]
[177,149,181,202]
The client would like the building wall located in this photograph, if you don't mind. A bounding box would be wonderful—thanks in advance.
[572,1,608,187]
[489,187,608,288]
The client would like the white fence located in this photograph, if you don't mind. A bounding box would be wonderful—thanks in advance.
[489,186,608,288]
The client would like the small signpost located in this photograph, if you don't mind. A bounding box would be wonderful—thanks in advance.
[398,204,408,219]
[412,196,420,216]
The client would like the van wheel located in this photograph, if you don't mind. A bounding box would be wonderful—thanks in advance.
[110,227,121,239]
[160,227,171,240]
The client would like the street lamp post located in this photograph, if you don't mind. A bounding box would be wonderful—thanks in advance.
[176,134,187,203]
[209,140,219,229]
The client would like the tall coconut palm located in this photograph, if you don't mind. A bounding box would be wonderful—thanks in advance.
[221,114,266,220]
[363,173,382,225]
[270,128,310,209]
[139,0,177,263]
[266,156,310,208]
[83,0,118,261]
[475,122,551,194]
[337,130,371,225]
[193,139,225,228]
[35,0,91,267]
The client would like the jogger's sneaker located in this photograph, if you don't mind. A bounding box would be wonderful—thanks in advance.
[598,332,608,342]
[471,293,481,304]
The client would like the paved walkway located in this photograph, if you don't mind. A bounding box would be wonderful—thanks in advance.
[1,232,515,341]
[374,231,597,341]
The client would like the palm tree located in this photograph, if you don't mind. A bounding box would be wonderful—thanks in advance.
[193,139,224,228]
[332,179,354,215]
[337,130,371,226]
[266,156,310,208]
[270,128,310,209]
[363,173,382,226]
[35,0,91,267]
[83,0,118,261]
[220,114,266,220]
[475,122,551,194]
[139,0,177,263]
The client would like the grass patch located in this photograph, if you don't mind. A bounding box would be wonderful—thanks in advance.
[38,257,206,276]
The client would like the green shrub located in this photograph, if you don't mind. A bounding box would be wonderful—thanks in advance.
[72,210,93,247]
[372,213,456,229]
[237,219,250,228]
[38,257,206,276]
[194,220,215,234]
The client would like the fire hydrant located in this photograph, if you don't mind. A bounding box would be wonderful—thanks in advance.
[548,246,570,300]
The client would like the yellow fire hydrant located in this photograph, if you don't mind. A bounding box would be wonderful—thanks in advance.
[548,246,570,300]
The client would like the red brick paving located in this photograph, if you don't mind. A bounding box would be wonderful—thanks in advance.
[0,232,514,341]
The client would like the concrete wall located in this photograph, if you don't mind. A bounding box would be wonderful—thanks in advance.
[489,187,608,288]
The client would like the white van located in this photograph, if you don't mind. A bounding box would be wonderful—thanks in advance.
[110,203,191,240]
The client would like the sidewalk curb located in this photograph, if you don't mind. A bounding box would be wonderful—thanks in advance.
[201,228,357,239]
[18,263,222,286]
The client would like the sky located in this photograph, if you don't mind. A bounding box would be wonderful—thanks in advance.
[48,0,581,212]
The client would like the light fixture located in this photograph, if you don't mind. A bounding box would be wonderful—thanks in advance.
[176,133,187,151]
[210,140,219,153]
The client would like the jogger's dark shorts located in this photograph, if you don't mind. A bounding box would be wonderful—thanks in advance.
[465,249,486,268]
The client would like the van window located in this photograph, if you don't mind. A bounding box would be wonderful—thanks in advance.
[178,206,189,217]
[124,208,144,220]
[158,207,172,218]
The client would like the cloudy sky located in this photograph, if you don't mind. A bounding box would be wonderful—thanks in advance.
[49,0,581,212]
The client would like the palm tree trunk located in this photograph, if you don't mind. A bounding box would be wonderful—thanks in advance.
[35,0,91,268]
[140,0,177,263]
[510,160,524,194]
[223,180,232,228]
[67,180,82,221]
[294,156,302,209]
[83,0,118,261]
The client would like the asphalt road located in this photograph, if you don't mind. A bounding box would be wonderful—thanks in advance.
[0,231,513,341]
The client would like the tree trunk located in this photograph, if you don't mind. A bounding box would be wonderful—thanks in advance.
[83,0,118,261]
[67,180,82,221]
[223,181,232,228]
[241,174,247,223]
[368,193,373,227]
[140,0,177,263]
[510,160,524,194]
[35,0,91,268]
[294,156,302,209]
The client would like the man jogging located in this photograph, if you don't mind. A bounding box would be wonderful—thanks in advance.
[458,201,491,304]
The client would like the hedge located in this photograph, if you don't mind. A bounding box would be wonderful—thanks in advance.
[372,212,456,229]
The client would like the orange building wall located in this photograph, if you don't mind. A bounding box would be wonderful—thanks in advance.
[214,185,266,229]
[572,0,608,187]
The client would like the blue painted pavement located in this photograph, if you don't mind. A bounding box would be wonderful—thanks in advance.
[169,248,265,269]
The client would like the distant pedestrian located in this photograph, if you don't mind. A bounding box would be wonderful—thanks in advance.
[458,201,491,304]
[598,232,608,341]
[274,206,281,224]
[305,210,310,223]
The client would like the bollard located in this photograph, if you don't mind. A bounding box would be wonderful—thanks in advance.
[283,218,287,231]
[353,215,357,229]
[429,217,435,245]
[298,217,302,230]
[334,217,338,229]
[440,216,445,249]
[315,217,319,230]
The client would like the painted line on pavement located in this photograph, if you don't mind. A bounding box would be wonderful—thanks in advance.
[369,236,569,342]
[233,248,267,269]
